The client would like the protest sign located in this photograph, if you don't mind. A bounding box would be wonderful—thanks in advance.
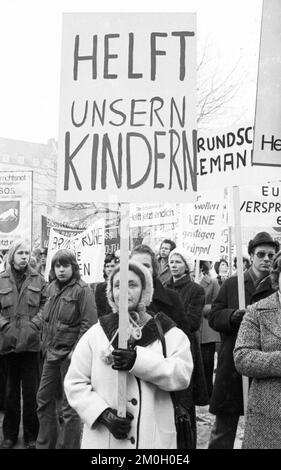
[253,0,281,167]
[229,182,281,227]
[45,219,105,283]
[130,203,177,227]
[0,171,32,249]
[197,126,253,189]
[197,125,278,190]
[41,215,86,248]
[181,189,224,261]
[57,13,197,203]
[41,214,119,254]
[105,225,120,254]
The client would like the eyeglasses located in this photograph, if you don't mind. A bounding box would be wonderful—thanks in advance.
[255,251,275,260]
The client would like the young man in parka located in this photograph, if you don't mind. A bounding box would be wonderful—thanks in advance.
[0,239,47,449]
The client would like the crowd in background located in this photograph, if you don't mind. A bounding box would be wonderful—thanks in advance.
[0,231,281,449]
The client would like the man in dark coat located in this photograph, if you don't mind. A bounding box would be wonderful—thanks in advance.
[0,240,47,449]
[208,231,279,449]
[36,249,97,449]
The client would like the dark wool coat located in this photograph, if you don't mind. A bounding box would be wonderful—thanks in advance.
[149,279,185,328]
[234,292,281,449]
[167,275,209,407]
[209,270,274,416]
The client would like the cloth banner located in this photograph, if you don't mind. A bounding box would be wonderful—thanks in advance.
[45,218,105,283]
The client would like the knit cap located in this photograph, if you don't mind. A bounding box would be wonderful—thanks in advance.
[169,247,195,273]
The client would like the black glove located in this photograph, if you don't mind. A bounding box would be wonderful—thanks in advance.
[112,348,137,371]
[98,408,133,439]
[230,309,246,326]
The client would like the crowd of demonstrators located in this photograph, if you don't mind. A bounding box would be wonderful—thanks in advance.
[36,249,97,449]
[167,247,208,448]
[198,261,221,401]
[1,228,281,450]
[64,260,193,449]
[208,232,279,449]
[0,240,47,449]
[157,239,176,287]
[234,250,281,449]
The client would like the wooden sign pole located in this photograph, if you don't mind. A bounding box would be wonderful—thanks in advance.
[194,259,200,283]
[117,202,130,417]
[233,186,249,416]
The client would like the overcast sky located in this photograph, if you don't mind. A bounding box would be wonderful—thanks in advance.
[0,0,262,143]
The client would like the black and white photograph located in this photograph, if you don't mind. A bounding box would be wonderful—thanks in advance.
[0,0,280,457]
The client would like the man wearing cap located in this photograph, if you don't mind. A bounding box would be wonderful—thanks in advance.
[208,231,279,449]
[0,239,46,449]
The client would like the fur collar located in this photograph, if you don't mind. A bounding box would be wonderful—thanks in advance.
[99,311,176,349]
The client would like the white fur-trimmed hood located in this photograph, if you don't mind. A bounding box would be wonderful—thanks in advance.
[106,260,153,313]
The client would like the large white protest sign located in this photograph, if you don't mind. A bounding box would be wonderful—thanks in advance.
[181,189,224,260]
[229,182,281,227]
[253,0,281,167]
[197,125,278,190]
[45,219,105,283]
[57,13,197,203]
[0,171,32,249]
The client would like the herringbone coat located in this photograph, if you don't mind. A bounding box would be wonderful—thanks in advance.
[234,292,281,449]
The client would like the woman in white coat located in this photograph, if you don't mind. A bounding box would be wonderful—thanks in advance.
[64,260,193,449]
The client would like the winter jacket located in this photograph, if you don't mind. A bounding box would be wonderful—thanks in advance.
[167,275,208,407]
[234,292,281,448]
[41,277,97,361]
[199,275,221,344]
[0,266,47,354]
[149,278,185,327]
[64,312,193,449]
[209,269,274,415]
